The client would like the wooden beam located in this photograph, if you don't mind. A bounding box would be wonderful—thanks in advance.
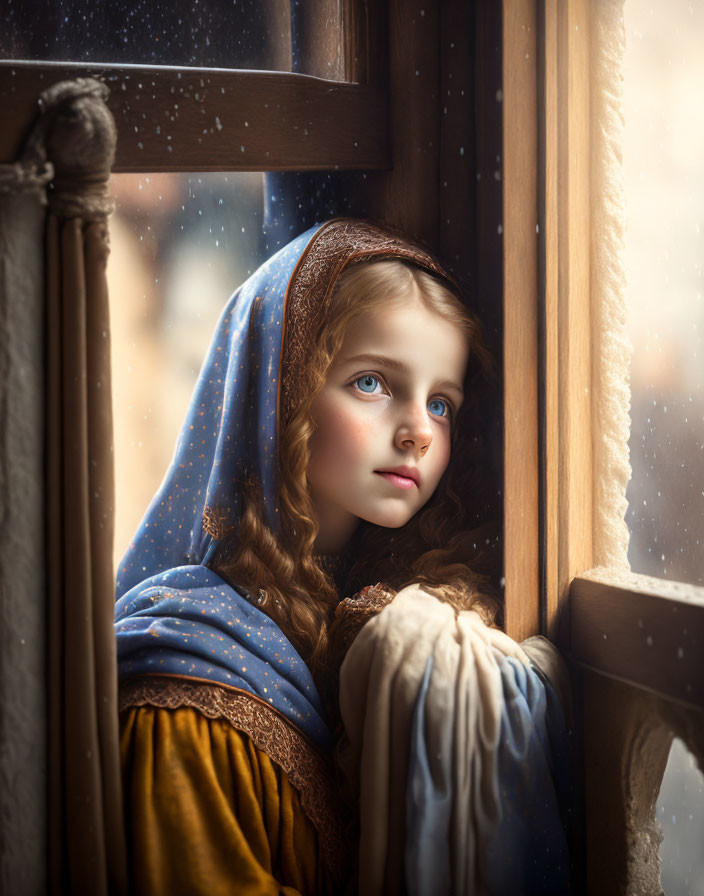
[0,61,389,172]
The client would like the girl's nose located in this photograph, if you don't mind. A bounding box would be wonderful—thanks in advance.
[394,403,433,460]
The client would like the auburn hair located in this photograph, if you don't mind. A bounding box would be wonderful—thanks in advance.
[213,259,501,688]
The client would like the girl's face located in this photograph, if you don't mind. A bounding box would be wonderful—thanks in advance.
[307,293,469,553]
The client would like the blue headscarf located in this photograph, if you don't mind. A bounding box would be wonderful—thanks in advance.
[114,221,331,746]
[114,217,454,750]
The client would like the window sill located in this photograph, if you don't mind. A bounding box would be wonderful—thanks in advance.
[569,568,704,711]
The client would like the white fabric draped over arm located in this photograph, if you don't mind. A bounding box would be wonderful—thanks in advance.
[338,586,573,896]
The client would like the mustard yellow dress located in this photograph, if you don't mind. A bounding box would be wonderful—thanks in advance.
[119,678,350,896]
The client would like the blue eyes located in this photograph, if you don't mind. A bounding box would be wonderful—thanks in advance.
[428,398,449,418]
[356,374,380,393]
[352,375,451,419]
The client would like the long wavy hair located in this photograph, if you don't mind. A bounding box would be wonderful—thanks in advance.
[214,258,502,688]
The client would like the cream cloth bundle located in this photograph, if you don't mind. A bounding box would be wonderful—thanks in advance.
[338,585,570,896]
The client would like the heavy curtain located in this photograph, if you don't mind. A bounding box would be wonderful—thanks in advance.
[0,78,126,895]
[43,78,126,896]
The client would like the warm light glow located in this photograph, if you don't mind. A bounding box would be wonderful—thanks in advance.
[108,172,266,566]
[623,3,704,890]
[623,0,704,588]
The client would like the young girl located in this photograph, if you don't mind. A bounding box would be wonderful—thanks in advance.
[115,218,573,895]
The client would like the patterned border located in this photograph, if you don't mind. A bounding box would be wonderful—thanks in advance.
[119,676,351,883]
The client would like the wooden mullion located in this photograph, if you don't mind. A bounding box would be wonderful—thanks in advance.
[344,0,387,87]
[345,0,368,84]
[502,0,540,642]
[539,0,560,640]
[293,1,346,80]
[358,0,440,247]
[0,61,389,172]
[556,0,593,611]
[537,0,592,646]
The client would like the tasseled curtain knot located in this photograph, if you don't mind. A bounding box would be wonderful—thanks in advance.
[47,170,115,220]
[24,77,117,220]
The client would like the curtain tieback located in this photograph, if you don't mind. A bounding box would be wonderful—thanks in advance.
[21,76,117,220]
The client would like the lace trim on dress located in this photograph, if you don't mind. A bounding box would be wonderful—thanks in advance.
[328,582,396,658]
[119,676,350,884]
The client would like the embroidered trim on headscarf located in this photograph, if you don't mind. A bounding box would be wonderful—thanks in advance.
[202,505,236,540]
[119,676,351,883]
[280,218,458,424]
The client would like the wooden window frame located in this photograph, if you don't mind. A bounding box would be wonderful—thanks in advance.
[503,7,703,886]
[0,0,455,249]
[0,2,388,173]
[0,61,390,173]
[0,0,389,167]
[502,0,703,706]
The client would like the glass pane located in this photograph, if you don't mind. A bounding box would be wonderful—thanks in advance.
[656,737,704,896]
[108,172,267,565]
[624,0,704,586]
[0,0,345,79]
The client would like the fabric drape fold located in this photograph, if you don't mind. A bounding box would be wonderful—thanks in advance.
[38,78,126,895]
[339,586,573,896]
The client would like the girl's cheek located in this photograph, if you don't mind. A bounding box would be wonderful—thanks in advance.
[332,411,376,461]
[310,399,370,466]
[311,390,387,472]
[328,395,377,437]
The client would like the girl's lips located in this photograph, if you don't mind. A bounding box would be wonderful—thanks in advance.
[375,471,417,490]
